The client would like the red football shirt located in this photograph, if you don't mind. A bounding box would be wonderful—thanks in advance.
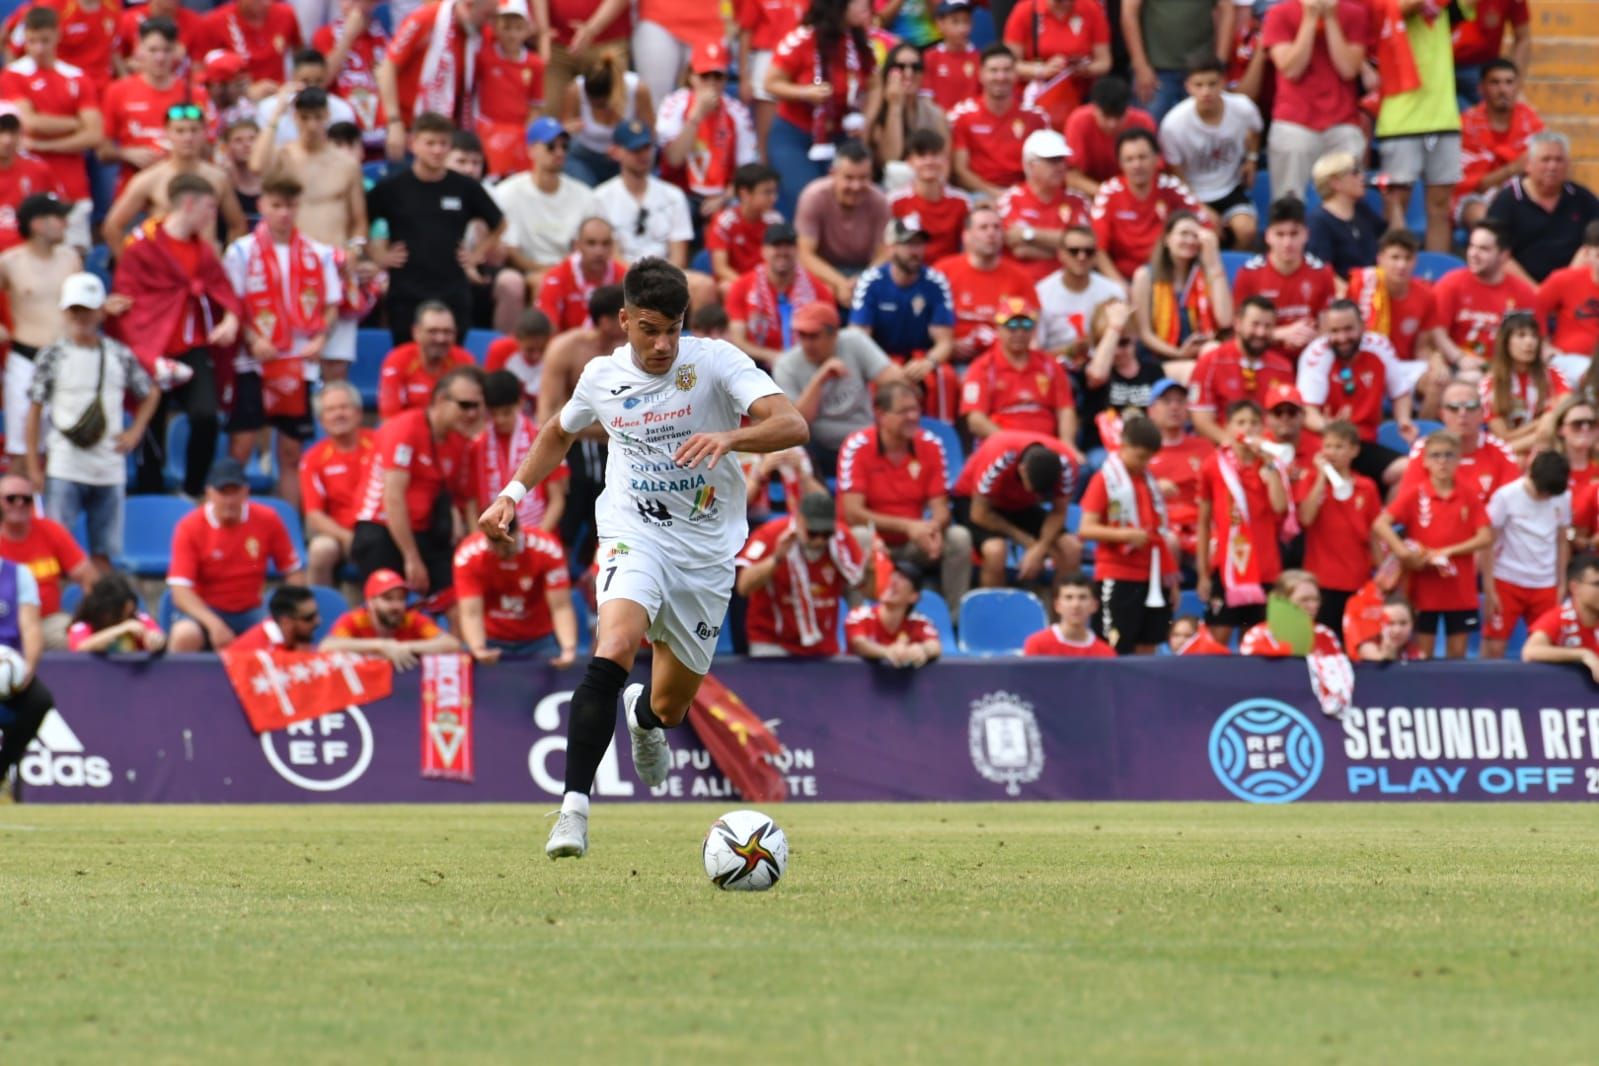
[0,57,99,200]
[1260,0,1369,131]
[997,181,1092,283]
[920,41,980,112]
[1296,469,1381,591]
[1432,268,1538,359]
[725,265,827,353]
[0,153,62,251]
[769,27,873,134]
[376,344,476,418]
[1063,103,1156,184]
[959,345,1073,438]
[1529,600,1599,656]
[836,425,951,545]
[1198,450,1284,580]
[452,529,570,642]
[1295,332,1409,441]
[535,255,626,334]
[888,185,969,264]
[116,5,204,67]
[949,96,1050,189]
[1021,626,1116,657]
[7,0,120,89]
[196,2,301,84]
[1231,254,1338,358]
[101,74,211,186]
[931,252,1038,361]
[1457,100,1542,200]
[1002,0,1108,65]
[311,18,389,131]
[168,502,302,613]
[844,602,940,648]
[1347,269,1438,361]
[474,38,542,124]
[327,605,442,641]
[1186,340,1296,414]
[737,516,867,655]
[355,408,472,529]
[735,0,803,52]
[954,429,1077,510]
[300,430,377,530]
[1078,465,1163,581]
[705,206,777,277]
[1453,0,1529,66]
[0,517,87,616]
[1384,479,1487,611]
[1537,264,1599,356]
[1146,433,1214,543]
[1090,173,1205,280]
[1401,429,1517,509]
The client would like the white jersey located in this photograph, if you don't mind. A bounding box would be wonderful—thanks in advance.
[560,335,783,568]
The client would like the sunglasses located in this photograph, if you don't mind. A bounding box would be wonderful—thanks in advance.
[167,104,203,121]
[890,61,924,72]
[1269,406,1301,418]
[2,494,31,505]
[1063,246,1096,258]
[293,609,321,623]
[1442,400,1482,412]
[1566,418,1597,430]
[1003,317,1036,329]
[451,397,482,411]
[635,206,650,237]
[700,70,727,80]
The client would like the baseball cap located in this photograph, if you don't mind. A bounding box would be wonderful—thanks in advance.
[205,457,250,490]
[691,39,729,74]
[763,221,797,245]
[526,115,567,145]
[364,568,408,600]
[884,214,929,245]
[993,294,1040,327]
[799,492,837,535]
[1022,129,1071,162]
[495,0,531,18]
[1265,382,1305,410]
[59,272,106,311]
[935,0,973,14]
[612,119,653,151]
[1149,377,1186,401]
[202,49,245,82]
[792,301,840,333]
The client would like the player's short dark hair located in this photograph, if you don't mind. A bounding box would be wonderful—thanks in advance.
[1239,294,1277,318]
[691,303,729,333]
[1019,444,1062,496]
[834,138,870,166]
[590,283,625,323]
[874,380,919,412]
[514,308,552,338]
[326,120,362,146]
[1472,218,1510,251]
[1267,196,1307,228]
[1530,450,1571,497]
[623,258,690,321]
[293,48,326,68]
[1121,415,1162,453]
[1482,57,1519,78]
[1186,55,1225,78]
[1115,127,1158,157]
[1323,419,1361,446]
[1569,552,1599,585]
[1226,399,1263,421]
[260,172,303,200]
[432,365,487,401]
[1090,75,1131,118]
[733,162,778,193]
[979,42,1014,66]
[907,127,946,156]
[1379,228,1421,255]
[138,15,178,41]
[413,300,456,327]
[167,172,216,203]
[450,129,484,154]
[483,369,522,408]
[268,584,316,622]
[23,6,58,31]
[412,111,455,137]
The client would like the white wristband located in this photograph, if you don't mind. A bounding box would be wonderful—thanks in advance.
[498,481,528,505]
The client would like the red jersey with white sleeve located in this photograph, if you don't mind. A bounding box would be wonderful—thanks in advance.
[725,264,827,353]
[655,90,755,199]
[101,75,212,185]
[1529,600,1599,656]
[769,26,874,134]
[959,344,1074,438]
[474,38,543,123]
[311,16,390,133]
[1022,625,1116,657]
[167,502,303,613]
[949,95,1051,189]
[197,2,301,85]
[921,41,980,112]
[1295,332,1412,442]
[535,255,626,333]
[705,206,782,276]
[0,153,62,252]
[888,185,969,264]
[355,408,473,529]
[737,516,867,655]
[1383,478,1488,611]
[116,4,204,70]
[735,0,804,52]
[836,425,951,546]
[0,56,99,200]
[997,181,1092,283]
[844,602,940,648]
[467,412,568,524]
[327,606,442,641]
[1536,264,1599,356]
[1295,468,1381,591]
[6,0,119,89]
[1347,268,1438,361]
[299,429,377,530]
[1456,100,1542,201]
[1231,254,1338,358]
[1090,173,1206,280]
[451,529,570,642]
[1240,621,1343,657]
[953,429,1078,510]
[1186,340,1296,415]
[1432,267,1538,360]
[376,345,476,418]
[229,617,290,651]
[1401,429,1517,509]
[1478,367,1570,431]
[931,252,1037,361]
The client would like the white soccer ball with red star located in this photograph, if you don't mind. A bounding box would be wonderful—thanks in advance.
[702,809,787,891]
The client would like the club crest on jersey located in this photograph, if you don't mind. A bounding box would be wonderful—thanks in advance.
[676,364,697,391]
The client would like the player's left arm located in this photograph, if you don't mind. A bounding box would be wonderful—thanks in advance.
[676,392,809,470]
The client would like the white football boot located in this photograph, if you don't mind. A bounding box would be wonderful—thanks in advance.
[623,682,672,787]
[545,809,589,859]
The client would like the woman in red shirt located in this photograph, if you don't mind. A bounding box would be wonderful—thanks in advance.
[1481,311,1566,458]
[1002,0,1111,128]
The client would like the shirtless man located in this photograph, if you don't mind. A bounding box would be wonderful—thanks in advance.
[103,104,248,253]
[248,85,365,247]
[0,194,81,463]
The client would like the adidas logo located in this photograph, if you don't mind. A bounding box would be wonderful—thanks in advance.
[20,711,112,788]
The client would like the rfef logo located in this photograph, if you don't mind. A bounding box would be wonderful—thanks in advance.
[1209,699,1323,803]
[260,708,373,792]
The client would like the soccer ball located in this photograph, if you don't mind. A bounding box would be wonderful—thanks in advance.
[0,645,27,700]
[702,809,788,891]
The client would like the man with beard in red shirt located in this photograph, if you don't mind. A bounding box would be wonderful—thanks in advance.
[1187,295,1294,446]
[1296,300,1418,487]
[536,216,626,333]
[1232,197,1338,362]
[949,44,1049,200]
[999,128,1091,285]
[960,296,1077,446]
[932,203,1036,366]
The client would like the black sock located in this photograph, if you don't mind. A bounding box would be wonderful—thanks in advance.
[563,657,629,796]
[632,683,667,730]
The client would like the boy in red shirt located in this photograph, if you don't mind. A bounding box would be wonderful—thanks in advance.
[888,129,969,266]
[959,297,1076,444]
[1347,229,1445,368]
[472,0,544,178]
[705,163,781,286]
[1021,573,1116,658]
[1231,197,1337,360]
[1076,416,1174,654]
[1523,552,1599,681]
[453,519,577,663]
[1374,430,1494,659]
[921,0,980,112]
[322,567,461,666]
[1295,420,1381,629]
[844,561,943,667]
[1,7,101,242]
[1145,378,1214,564]
[1196,400,1290,645]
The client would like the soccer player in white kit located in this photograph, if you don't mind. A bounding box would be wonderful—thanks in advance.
[478,259,809,859]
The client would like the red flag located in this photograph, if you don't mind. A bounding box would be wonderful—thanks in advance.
[220,648,394,734]
[1373,0,1422,100]
[420,653,475,782]
[687,673,788,803]
[1342,580,1387,658]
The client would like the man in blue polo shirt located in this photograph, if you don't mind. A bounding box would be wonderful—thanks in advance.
[849,215,960,418]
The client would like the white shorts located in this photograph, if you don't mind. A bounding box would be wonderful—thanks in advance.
[595,538,733,676]
[5,352,41,456]
[749,49,775,104]
[323,315,357,363]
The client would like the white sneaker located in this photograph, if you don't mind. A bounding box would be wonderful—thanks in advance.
[545,809,588,859]
[624,682,672,788]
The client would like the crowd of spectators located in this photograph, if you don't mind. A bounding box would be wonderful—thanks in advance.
[0,0,1596,679]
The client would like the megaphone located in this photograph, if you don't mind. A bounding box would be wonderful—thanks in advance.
[1320,458,1354,501]
[1255,438,1296,466]
[1145,544,1166,608]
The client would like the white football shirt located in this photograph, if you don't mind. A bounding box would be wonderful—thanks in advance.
[560,335,783,567]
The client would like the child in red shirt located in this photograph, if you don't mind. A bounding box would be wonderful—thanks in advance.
[1076,415,1174,654]
[1295,420,1380,630]
[1022,573,1116,658]
[1374,430,1495,659]
[1196,400,1289,646]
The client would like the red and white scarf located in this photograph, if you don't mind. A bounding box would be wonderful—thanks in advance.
[243,223,327,417]
[810,29,866,147]
[416,0,478,123]
[565,252,624,324]
[748,266,821,351]
[780,521,866,648]
[1214,448,1266,607]
[483,412,542,528]
[1102,452,1174,575]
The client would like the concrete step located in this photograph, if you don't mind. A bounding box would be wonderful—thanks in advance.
[1542,116,1599,161]
[1534,1,1599,38]
[1523,79,1599,119]
[1574,161,1599,190]
[1529,40,1599,79]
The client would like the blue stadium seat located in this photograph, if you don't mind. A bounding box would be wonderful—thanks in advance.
[1177,588,1204,621]
[1250,170,1275,218]
[716,608,735,656]
[1414,251,1465,283]
[164,413,189,490]
[1066,503,1081,533]
[122,496,193,576]
[362,161,390,186]
[352,329,391,409]
[1376,418,1443,455]
[914,590,958,651]
[918,416,963,489]
[956,588,1047,655]
[254,496,308,574]
[309,584,350,643]
[156,587,175,632]
[61,582,84,616]
[463,329,498,362]
[85,243,112,289]
[690,248,712,274]
[1221,250,1251,287]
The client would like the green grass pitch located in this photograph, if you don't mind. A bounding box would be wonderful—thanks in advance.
[3,803,1597,1064]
